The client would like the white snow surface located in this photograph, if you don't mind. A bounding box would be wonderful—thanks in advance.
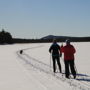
[0,42,90,90]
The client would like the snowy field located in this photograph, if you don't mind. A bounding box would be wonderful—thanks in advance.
[0,42,90,90]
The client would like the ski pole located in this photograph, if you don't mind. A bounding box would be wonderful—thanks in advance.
[74,62,78,76]
[50,53,52,71]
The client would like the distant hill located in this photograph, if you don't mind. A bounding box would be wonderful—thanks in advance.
[41,35,90,42]
[41,35,70,39]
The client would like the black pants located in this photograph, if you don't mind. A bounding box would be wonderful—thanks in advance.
[64,60,76,78]
[52,56,62,73]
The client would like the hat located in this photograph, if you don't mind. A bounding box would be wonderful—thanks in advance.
[53,38,57,43]
[65,39,70,44]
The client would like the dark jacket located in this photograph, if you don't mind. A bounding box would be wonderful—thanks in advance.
[49,43,61,57]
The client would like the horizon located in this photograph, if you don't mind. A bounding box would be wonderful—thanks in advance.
[0,29,90,39]
[0,0,90,38]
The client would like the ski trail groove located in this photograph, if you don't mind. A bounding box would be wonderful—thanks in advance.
[16,45,90,90]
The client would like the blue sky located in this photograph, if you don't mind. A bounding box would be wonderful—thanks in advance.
[0,0,90,38]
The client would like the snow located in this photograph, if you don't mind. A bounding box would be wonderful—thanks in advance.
[0,42,90,90]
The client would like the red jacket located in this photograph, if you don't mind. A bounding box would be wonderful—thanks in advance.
[61,44,76,60]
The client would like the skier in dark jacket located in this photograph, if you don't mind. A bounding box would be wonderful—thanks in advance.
[61,39,76,79]
[49,39,62,73]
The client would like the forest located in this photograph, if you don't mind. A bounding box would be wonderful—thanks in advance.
[0,29,90,44]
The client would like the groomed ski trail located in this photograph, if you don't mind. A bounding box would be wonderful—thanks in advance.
[16,45,90,90]
[16,49,70,90]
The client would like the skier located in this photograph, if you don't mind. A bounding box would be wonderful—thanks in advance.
[20,50,23,54]
[49,39,62,73]
[61,39,76,79]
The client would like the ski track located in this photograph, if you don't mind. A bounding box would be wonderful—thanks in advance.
[16,52,70,90]
[17,52,70,90]
[16,45,90,90]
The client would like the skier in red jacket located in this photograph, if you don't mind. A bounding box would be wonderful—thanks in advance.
[61,39,76,79]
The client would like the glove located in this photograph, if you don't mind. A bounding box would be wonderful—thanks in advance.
[59,53,62,57]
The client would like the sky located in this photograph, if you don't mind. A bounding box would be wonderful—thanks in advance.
[0,0,90,39]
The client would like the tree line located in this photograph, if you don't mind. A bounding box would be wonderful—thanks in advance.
[0,29,13,44]
[0,29,90,44]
